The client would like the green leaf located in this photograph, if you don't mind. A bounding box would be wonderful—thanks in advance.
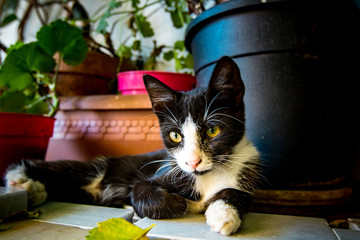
[62,37,89,65]
[132,40,141,51]
[170,8,184,28]
[36,19,88,65]
[0,0,19,27]
[0,91,28,113]
[134,13,154,37]
[110,0,122,9]
[6,41,24,55]
[96,17,109,34]
[86,218,155,240]
[26,43,56,72]
[116,44,132,59]
[174,40,185,50]
[163,50,174,61]
[183,53,194,69]
[132,0,140,8]
[0,14,17,27]
[0,43,55,91]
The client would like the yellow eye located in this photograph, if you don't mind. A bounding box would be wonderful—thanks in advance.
[169,131,182,143]
[206,126,220,138]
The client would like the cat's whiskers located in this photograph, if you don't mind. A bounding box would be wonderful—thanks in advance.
[207,118,229,128]
[203,92,222,121]
[208,113,245,125]
[163,103,179,125]
[146,124,160,137]
[155,161,177,175]
[206,107,229,120]
[140,159,170,170]
[154,111,178,126]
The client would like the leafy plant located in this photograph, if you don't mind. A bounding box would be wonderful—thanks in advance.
[94,0,194,72]
[86,218,155,240]
[0,0,197,75]
[0,19,88,117]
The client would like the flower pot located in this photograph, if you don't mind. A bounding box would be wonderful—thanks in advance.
[185,0,360,187]
[56,51,119,96]
[0,113,55,183]
[117,71,196,95]
[45,95,164,161]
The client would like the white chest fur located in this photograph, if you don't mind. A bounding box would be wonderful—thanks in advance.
[189,136,259,212]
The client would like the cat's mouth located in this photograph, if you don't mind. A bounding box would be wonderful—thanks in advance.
[193,169,212,175]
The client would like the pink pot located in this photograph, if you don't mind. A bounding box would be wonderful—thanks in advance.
[117,71,196,95]
[0,113,55,182]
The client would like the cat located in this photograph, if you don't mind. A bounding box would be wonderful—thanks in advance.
[4,56,261,236]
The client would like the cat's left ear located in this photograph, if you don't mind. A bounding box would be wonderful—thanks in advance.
[207,56,245,107]
[143,74,180,112]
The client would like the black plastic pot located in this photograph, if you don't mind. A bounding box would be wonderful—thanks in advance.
[185,0,360,187]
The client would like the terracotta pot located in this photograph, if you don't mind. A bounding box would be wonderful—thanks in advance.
[45,95,164,161]
[0,113,55,182]
[56,51,119,96]
[118,71,196,95]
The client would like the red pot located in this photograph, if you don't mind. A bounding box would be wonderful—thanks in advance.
[0,113,55,182]
[117,71,196,95]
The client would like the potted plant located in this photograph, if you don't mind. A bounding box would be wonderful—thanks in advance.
[1,0,195,95]
[0,19,88,181]
[92,0,195,94]
[0,0,121,96]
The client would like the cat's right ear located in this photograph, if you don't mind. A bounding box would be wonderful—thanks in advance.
[143,74,180,112]
[207,56,245,107]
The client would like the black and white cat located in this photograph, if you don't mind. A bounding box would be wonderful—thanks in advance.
[5,56,261,235]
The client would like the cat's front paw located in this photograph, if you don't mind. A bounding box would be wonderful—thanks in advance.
[205,200,241,235]
[5,164,47,207]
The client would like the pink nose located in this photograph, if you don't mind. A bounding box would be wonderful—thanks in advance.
[186,158,202,170]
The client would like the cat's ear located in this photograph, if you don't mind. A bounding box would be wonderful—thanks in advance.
[143,74,180,112]
[207,56,245,106]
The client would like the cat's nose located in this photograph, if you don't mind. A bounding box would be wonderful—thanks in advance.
[186,158,202,170]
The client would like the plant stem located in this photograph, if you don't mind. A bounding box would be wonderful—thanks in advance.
[47,52,62,117]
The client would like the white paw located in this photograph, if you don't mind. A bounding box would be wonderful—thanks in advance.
[205,200,241,235]
[5,165,47,207]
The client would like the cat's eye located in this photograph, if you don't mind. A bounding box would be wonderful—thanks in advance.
[206,126,220,138]
[169,131,182,143]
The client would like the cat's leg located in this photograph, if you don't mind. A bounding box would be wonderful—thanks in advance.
[5,163,48,207]
[4,159,106,207]
[130,180,187,219]
[205,188,251,235]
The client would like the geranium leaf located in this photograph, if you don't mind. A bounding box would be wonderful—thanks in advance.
[134,13,154,37]
[0,43,55,91]
[0,91,29,113]
[36,19,88,65]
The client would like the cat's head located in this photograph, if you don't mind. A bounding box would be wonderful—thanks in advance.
[144,56,245,175]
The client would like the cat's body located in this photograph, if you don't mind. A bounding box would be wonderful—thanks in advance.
[5,56,261,235]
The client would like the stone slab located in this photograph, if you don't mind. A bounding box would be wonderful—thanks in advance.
[32,201,134,229]
[0,187,27,219]
[332,228,360,240]
[0,220,89,240]
[135,213,338,240]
